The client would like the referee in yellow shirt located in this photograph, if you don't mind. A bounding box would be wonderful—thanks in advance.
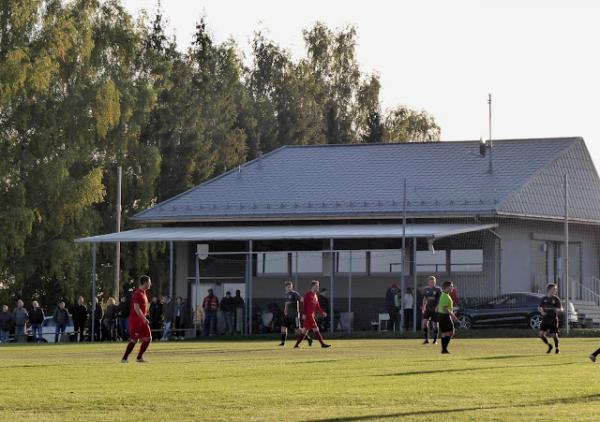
[437,281,460,354]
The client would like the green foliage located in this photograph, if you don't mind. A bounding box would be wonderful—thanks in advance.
[0,1,441,306]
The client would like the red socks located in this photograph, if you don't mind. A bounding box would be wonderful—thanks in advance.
[137,340,150,359]
[294,333,306,347]
[123,341,136,360]
[313,331,326,346]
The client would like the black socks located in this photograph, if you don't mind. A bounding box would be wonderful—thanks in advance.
[441,336,451,352]
[540,336,549,345]
[280,333,287,344]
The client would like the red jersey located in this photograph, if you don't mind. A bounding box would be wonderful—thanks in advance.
[303,291,324,318]
[130,288,148,322]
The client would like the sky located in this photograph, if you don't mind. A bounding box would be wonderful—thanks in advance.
[122,0,600,166]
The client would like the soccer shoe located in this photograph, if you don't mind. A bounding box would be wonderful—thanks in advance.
[294,345,300,348]
[441,350,450,354]
[555,348,560,354]
[589,354,597,363]
[422,340,429,345]
[278,343,285,346]
[136,358,149,363]
[307,337,313,346]
[121,359,128,363]
[321,344,331,348]
[546,344,553,354]
[432,340,438,345]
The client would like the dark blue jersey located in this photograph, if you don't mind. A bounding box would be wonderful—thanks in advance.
[540,295,562,319]
[284,290,301,318]
[423,286,442,310]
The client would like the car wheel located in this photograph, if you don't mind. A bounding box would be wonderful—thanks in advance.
[458,315,472,330]
[529,313,543,330]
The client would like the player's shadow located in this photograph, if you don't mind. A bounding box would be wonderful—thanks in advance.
[309,394,600,421]
[307,405,508,421]
[380,361,576,377]
[468,354,533,360]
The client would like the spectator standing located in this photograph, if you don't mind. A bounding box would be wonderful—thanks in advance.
[118,295,130,340]
[149,296,163,334]
[160,296,174,341]
[220,292,236,335]
[12,300,28,343]
[233,290,245,334]
[104,297,119,341]
[173,296,186,340]
[30,301,45,343]
[403,287,415,331]
[53,301,69,343]
[92,297,103,341]
[202,289,219,336]
[0,305,12,343]
[72,296,87,342]
[385,284,400,331]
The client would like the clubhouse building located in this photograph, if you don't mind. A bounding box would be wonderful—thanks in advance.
[77,137,600,331]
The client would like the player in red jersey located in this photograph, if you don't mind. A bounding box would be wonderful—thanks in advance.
[121,275,152,363]
[294,280,331,348]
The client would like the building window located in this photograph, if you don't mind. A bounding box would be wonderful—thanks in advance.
[450,249,483,272]
[416,250,446,273]
[370,250,403,274]
[257,252,289,275]
[291,252,323,274]
[337,251,367,273]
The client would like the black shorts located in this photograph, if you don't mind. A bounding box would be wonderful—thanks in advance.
[281,316,299,329]
[422,309,438,321]
[540,319,559,334]
[438,314,454,332]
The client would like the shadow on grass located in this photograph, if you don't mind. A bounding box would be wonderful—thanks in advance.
[380,361,577,377]
[307,405,509,421]
[468,354,533,361]
[309,394,600,421]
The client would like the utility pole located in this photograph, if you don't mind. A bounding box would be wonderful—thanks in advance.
[564,174,570,334]
[114,166,122,301]
[488,93,493,173]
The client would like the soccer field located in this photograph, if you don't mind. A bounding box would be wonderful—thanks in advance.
[1,338,600,421]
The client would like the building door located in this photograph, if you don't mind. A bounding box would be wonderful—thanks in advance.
[531,240,547,293]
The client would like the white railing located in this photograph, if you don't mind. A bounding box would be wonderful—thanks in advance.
[572,277,600,307]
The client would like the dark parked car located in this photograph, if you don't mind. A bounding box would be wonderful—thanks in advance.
[455,292,578,330]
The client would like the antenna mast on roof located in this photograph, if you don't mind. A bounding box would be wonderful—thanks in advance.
[488,93,493,173]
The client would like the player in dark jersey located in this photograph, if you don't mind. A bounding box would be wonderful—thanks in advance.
[538,283,563,354]
[421,276,442,344]
[279,281,312,346]
[121,275,152,363]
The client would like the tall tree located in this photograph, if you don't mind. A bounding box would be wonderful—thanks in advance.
[383,106,441,142]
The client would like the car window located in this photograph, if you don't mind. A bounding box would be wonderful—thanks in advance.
[488,296,508,305]
[525,295,542,306]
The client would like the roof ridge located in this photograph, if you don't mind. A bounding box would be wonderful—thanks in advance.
[282,137,582,148]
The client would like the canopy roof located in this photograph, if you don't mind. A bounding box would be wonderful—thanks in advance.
[75,223,497,244]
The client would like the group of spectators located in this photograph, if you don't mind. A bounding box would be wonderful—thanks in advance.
[199,289,245,336]
[0,293,195,344]
[0,299,72,343]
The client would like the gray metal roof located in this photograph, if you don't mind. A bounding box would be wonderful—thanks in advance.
[75,223,497,244]
[133,137,600,223]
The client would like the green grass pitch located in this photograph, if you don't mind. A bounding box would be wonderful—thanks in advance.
[1,337,600,421]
